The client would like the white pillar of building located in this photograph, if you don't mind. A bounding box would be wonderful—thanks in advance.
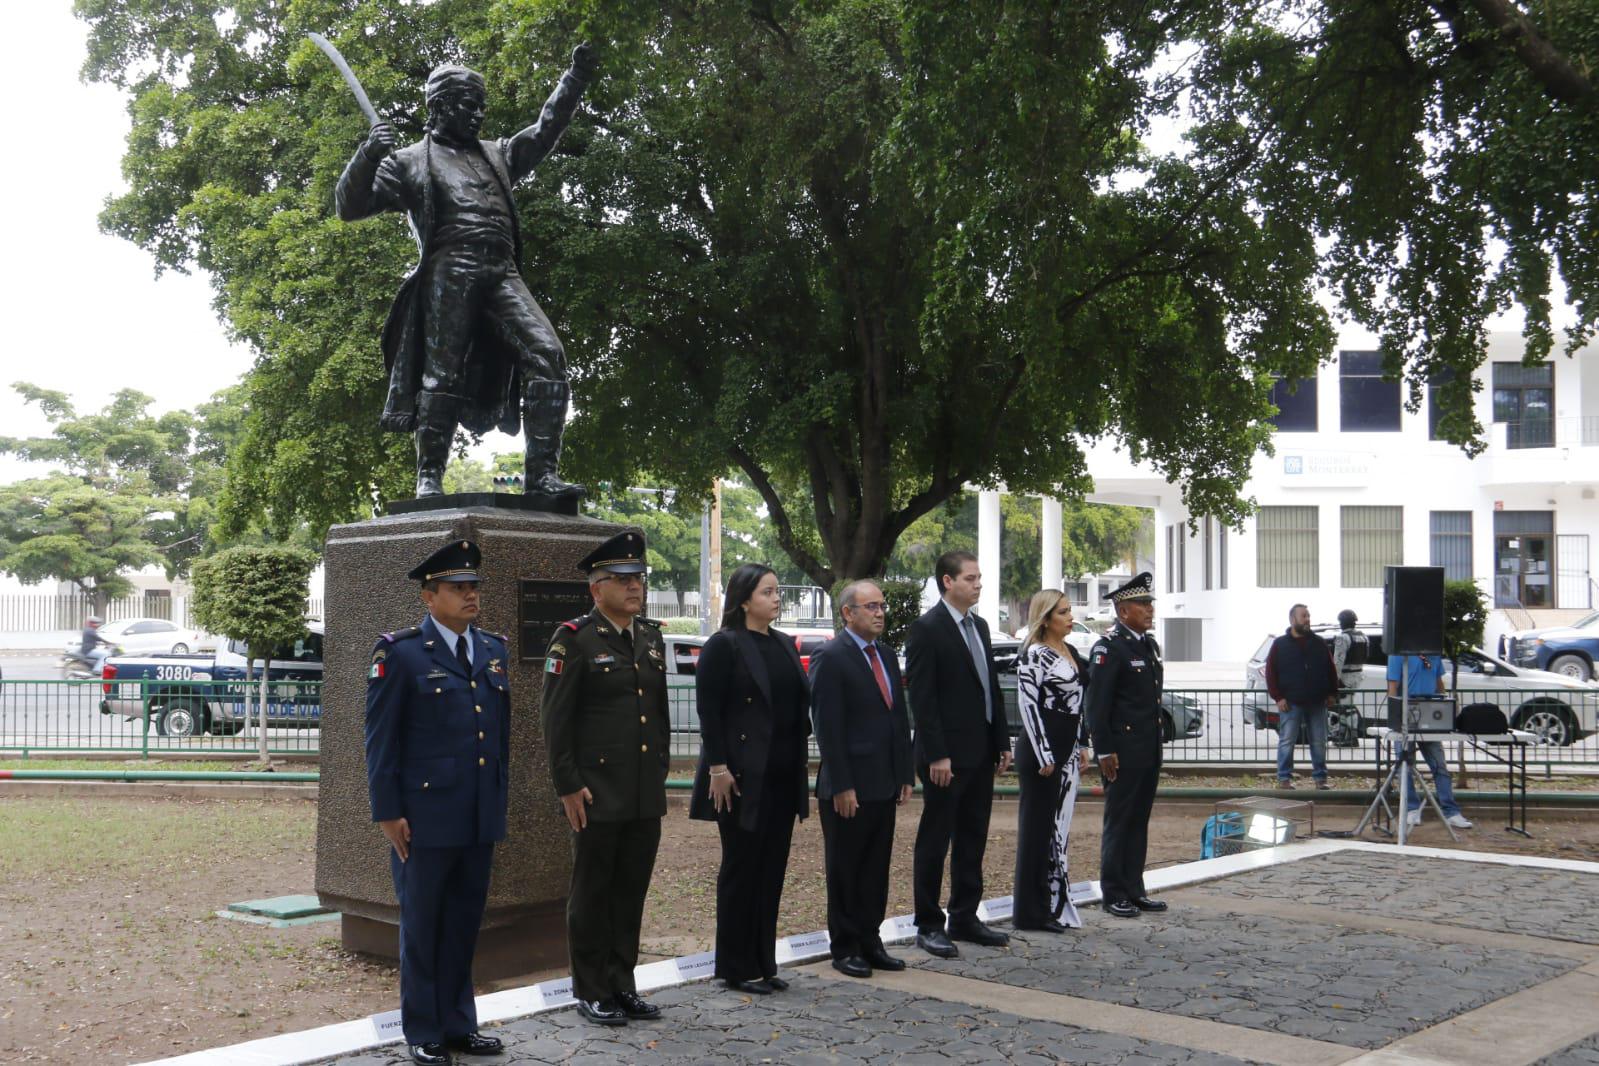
[1041,496,1063,592]
[978,489,1002,627]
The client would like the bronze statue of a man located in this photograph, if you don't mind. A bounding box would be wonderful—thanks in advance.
[335,45,596,502]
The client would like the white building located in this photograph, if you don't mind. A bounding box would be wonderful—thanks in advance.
[1080,331,1599,661]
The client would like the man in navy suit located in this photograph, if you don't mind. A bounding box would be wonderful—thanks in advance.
[366,540,512,1065]
[905,551,1013,959]
[810,580,914,979]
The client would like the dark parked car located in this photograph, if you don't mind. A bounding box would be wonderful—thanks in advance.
[1502,612,1599,681]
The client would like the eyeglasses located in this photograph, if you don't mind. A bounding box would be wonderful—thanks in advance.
[847,601,887,613]
[597,573,645,586]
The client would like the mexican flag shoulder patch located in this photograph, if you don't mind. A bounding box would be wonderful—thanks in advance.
[369,661,385,679]
[544,657,564,676]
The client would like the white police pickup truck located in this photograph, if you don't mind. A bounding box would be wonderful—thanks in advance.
[99,625,324,737]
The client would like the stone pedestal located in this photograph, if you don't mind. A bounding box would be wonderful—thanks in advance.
[315,504,621,980]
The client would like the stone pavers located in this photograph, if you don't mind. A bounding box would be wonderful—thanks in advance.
[902,914,1575,1049]
[296,847,1599,1066]
[1209,850,1599,945]
[1540,1034,1599,1065]
[328,973,1263,1065]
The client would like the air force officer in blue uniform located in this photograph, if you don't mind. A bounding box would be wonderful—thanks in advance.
[366,540,511,1065]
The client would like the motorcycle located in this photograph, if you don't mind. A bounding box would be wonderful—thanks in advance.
[59,644,123,680]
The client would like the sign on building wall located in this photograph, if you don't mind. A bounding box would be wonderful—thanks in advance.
[1280,452,1374,487]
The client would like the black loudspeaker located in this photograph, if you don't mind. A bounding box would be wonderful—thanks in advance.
[1383,565,1445,655]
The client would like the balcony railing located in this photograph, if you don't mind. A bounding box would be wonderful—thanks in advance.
[1501,416,1599,450]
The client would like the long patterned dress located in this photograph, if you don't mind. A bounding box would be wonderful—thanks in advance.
[1013,641,1088,928]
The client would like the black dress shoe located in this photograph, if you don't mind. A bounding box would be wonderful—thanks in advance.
[616,991,661,1019]
[1132,896,1168,912]
[948,919,1010,947]
[575,998,628,1026]
[409,1044,451,1066]
[446,1031,503,1055]
[761,974,790,992]
[831,954,872,978]
[864,946,906,971]
[915,928,959,959]
[1015,918,1069,934]
[1104,899,1141,918]
[723,977,772,995]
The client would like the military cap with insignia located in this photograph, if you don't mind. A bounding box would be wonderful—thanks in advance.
[578,530,648,575]
[408,539,482,583]
[1105,571,1155,604]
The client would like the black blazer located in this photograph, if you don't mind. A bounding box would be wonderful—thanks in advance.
[810,634,914,802]
[905,602,1010,769]
[688,626,811,831]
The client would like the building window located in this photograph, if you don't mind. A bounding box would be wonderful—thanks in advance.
[1219,522,1228,589]
[1203,517,1214,591]
[1492,362,1554,449]
[1339,349,1402,431]
[1178,526,1187,592]
[1165,525,1186,593]
[1064,581,1088,605]
[1269,377,1317,432]
[1257,506,1318,588]
[1427,368,1453,441]
[1430,511,1472,582]
[1341,506,1403,587]
[1165,526,1174,594]
[1494,510,1554,608]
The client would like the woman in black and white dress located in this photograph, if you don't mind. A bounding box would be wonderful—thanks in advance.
[1012,589,1091,931]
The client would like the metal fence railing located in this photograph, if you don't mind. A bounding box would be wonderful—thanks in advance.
[0,678,322,757]
[8,679,1597,770]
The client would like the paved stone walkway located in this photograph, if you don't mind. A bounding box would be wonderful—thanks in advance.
[338,974,1261,1065]
[1212,850,1599,945]
[1542,1035,1599,1065]
[315,848,1599,1066]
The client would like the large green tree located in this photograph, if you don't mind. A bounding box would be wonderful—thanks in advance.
[79,1,1599,583]
[0,386,192,607]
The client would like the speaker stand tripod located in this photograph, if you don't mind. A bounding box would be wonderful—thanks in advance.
[1351,657,1459,846]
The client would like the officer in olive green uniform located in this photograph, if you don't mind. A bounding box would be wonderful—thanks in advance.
[541,530,670,1026]
[1085,572,1168,920]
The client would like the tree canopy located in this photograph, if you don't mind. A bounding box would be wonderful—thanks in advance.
[78,0,1599,583]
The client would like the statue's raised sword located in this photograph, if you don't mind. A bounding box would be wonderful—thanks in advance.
[306,32,381,128]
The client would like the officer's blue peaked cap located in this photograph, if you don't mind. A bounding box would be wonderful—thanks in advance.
[409,540,481,583]
[579,531,648,575]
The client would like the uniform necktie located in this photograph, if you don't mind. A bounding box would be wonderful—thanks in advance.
[961,615,993,722]
[456,633,472,674]
[865,643,892,708]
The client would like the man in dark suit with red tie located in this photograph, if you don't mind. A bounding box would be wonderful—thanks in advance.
[905,551,1013,959]
[810,580,914,978]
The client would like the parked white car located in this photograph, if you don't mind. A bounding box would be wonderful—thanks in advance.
[64,617,208,658]
[1244,624,1599,745]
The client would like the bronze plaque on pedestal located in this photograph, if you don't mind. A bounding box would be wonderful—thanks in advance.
[519,579,592,661]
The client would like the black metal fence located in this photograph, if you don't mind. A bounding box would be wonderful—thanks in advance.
[7,680,1596,771]
[0,678,322,756]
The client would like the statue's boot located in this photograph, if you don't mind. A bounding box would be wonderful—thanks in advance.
[414,391,461,498]
[523,380,585,503]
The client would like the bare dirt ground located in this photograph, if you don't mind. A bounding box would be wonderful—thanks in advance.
[5,781,1599,1062]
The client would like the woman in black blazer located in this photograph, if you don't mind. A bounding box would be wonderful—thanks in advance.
[689,564,811,994]
[1012,589,1092,932]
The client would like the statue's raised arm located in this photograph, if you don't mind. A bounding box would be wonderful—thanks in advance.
[505,44,598,182]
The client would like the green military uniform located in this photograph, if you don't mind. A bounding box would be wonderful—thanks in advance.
[540,530,670,1019]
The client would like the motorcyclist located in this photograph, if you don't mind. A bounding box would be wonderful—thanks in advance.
[79,616,113,674]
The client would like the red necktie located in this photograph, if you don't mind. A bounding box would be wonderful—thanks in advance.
[865,643,892,707]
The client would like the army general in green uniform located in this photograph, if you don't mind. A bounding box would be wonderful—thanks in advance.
[540,530,670,1026]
